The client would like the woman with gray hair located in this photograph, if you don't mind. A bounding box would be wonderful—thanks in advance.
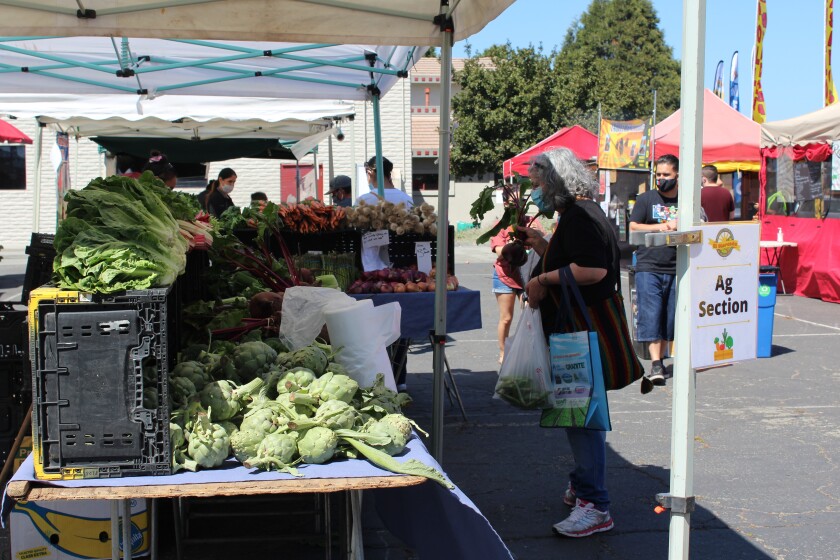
[517,147,642,538]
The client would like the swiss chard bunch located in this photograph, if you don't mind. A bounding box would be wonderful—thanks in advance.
[469,175,537,245]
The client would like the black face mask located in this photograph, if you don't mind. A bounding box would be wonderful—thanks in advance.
[657,178,677,193]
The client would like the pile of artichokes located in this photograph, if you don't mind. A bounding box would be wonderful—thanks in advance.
[167,340,451,488]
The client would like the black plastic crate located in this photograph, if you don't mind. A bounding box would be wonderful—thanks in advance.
[29,286,175,480]
[22,233,56,305]
[271,229,363,271]
[388,225,455,274]
[0,309,26,361]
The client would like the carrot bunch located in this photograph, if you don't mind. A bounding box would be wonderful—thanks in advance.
[276,200,347,233]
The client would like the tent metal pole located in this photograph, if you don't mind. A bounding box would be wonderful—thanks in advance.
[372,92,385,197]
[668,1,705,559]
[431,16,454,463]
[313,150,319,198]
[32,123,44,233]
[651,89,658,190]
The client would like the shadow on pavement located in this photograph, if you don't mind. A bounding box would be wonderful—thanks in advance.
[401,366,774,560]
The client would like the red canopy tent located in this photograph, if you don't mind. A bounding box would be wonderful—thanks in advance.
[0,119,32,144]
[503,125,597,178]
[653,89,760,172]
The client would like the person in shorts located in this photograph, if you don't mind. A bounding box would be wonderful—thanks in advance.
[490,227,524,365]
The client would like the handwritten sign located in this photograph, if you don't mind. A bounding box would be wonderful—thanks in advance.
[415,242,432,274]
[361,230,391,271]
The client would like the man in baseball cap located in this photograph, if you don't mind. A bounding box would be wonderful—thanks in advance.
[327,175,353,207]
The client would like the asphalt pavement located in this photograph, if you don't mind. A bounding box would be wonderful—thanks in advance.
[1,244,839,559]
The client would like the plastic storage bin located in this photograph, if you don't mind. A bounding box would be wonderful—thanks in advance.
[757,273,777,358]
[28,286,175,480]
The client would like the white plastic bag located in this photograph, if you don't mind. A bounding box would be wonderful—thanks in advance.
[278,287,357,351]
[494,306,553,410]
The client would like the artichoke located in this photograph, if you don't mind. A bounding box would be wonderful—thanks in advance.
[169,376,197,409]
[170,422,186,450]
[230,428,264,464]
[233,341,278,382]
[277,346,328,376]
[325,362,349,377]
[364,418,408,456]
[309,372,359,404]
[179,344,207,362]
[276,368,316,394]
[263,338,288,354]
[186,413,231,470]
[247,432,301,473]
[297,426,337,464]
[199,377,263,421]
[314,400,359,431]
[199,351,238,382]
[240,404,289,436]
[171,360,213,391]
[378,413,414,442]
[209,339,236,357]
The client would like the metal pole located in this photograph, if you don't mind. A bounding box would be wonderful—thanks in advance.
[313,150,319,200]
[431,13,454,463]
[371,92,385,197]
[122,499,133,560]
[651,89,658,191]
[669,1,705,559]
[32,123,44,233]
[110,501,119,560]
[350,116,357,200]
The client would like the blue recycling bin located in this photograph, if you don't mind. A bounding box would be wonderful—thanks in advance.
[757,273,777,358]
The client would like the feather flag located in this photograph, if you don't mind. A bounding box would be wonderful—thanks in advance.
[752,0,767,123]
[713,60,725,99]
[729,51,740,110]
[826,0,838,105]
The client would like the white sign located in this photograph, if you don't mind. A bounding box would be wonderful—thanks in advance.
[689,223,760,368]
[415,242,432,274]
[300,169,317,200]
[361,229,391,271]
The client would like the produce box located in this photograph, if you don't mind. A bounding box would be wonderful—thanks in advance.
[0,307,30,469]
[294,252,359,292]
[22,233,56,305]
[273,229,363,270]
[11,498,149,559]
[28,286,175,480]
[388,225,455,274]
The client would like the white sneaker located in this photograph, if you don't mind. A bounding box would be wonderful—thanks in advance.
[563,482,576,507]
[553,499,614,538]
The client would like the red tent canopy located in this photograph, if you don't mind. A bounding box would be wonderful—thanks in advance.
[653,89,760,171]
[0,119,33,144]
[503,125,597,178]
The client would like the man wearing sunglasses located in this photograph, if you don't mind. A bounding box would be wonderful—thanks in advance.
[355,156,414,207]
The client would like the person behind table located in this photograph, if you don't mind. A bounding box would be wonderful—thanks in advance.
[700,164,734,222]
[206,168,237,218]
[517,148,623,538]
[628,154,679,386]
[141,150,177,188]
[326,175,353,207]
[355,156,414,207]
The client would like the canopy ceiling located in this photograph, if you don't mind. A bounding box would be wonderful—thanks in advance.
[0,38,422,100]
[0,1,515,46]
[92,136,295,163]
[654,89,761,172]
[503,125,597,178]
[0,94,354,141]
[761,102,840,147]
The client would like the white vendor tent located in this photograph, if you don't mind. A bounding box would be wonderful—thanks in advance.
[1,0,519,463]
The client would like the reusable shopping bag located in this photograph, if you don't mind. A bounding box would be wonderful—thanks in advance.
[494,306,553,410]
[541,267,611,431]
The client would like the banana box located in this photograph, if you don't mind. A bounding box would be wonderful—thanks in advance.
[10,498,149,559]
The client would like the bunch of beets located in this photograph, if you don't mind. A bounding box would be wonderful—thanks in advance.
[346,266,459,294]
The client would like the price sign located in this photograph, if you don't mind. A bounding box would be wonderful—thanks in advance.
[415,242,432,274]
[362,230,390,248]
[361,230,391,271]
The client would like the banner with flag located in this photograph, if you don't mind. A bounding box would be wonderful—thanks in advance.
[826,0,838,105]
[752,0,767,123]
[730,51,740,110]
[713,60,725,99]
[597,118,651,170]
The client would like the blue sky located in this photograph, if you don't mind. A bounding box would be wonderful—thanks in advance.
[453,0,828,122]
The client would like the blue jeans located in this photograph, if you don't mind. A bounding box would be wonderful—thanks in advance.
[566,428,609,510]
[635,271,676,342]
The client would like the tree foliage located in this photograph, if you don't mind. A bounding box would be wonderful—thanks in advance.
[552,0,680,129]
[450,44,556,178]
[449,0,680,177]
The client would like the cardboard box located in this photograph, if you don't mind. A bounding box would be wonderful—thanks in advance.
[11,498,149,559]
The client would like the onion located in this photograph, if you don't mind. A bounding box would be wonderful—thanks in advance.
[405,282,420,292]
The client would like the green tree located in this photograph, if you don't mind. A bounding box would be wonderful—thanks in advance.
[552,0,680,129]
[450,43,556,178]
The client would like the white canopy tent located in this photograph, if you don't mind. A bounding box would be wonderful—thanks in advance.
[0,94,355,140]
[1,0,519,462]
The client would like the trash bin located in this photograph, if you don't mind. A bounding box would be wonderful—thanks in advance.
[757,272,777,358]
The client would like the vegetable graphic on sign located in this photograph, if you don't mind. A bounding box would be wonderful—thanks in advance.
[713,327,735,361]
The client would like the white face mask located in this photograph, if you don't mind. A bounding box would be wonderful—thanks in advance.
[220,183,234,194]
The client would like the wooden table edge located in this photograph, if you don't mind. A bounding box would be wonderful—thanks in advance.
[8,475,427,501]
